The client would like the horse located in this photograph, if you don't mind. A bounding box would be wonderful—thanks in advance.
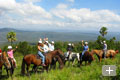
[106,50,119,59]
[91,50,103,62]
[79,51,94,66]
[21,49,65,75]
[64,52,80,66]
[0,52,11,77]
[91,49,119,62]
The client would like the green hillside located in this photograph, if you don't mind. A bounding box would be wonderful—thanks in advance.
[1,52,120,80]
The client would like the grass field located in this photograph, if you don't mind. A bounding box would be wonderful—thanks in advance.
[1,52,120,80]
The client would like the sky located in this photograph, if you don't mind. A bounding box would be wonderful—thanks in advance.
[0,0,120,31]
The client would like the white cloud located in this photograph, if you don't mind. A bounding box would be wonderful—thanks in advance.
[24,0,41,3]
[0,0,51,19]
[67,0,74,3]
[56,4,68,9]
[0,1,120,31]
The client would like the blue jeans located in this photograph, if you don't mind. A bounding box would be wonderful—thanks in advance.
[81,50,86,60]
[38,51,45,64]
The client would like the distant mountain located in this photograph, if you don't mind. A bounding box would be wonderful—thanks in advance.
[0,28,120,45]
[0,28,28,32]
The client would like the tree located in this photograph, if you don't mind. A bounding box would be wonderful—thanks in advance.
[7,31,17,45]
[96,35,106,49]
[17,41,32,55]
[99,27,108,37]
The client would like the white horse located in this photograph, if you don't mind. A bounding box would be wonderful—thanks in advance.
[64,52,80,66]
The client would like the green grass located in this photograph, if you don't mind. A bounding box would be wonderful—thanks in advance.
[1,52,120,80]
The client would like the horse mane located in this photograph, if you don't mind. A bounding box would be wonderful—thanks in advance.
[2,51,6,58]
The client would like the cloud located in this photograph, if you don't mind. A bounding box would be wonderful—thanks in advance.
[24,0,41,3]
[0,0,51,19]
[0,1,120,31]
[67,0,74,3]
[56,4,68,9]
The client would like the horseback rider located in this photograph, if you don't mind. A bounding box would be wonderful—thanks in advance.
[7,46,17,68]
[43,40,50,53]
[66,43,74,58]
[38,40,46,66]
[81,40,89,61]
[0,48,2,55]
[102,41,107,59]
[49,41,55,51]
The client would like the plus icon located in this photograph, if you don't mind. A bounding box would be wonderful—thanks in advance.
[102,65,116,76]
[106,67,113,74]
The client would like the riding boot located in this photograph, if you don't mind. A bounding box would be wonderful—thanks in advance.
[42,64,46,66]
[42,62,46,66]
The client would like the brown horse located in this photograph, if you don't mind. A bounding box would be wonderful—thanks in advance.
[106,50,119,58]
[91,50,119,62]
[21,49,64,75]
[91,50,103,62]
[79,51,94,66]
[0,52,11,77]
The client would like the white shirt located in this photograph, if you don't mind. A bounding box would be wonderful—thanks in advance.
[103,44,107,50]
[49,44,55,51]
[43,44,49,53]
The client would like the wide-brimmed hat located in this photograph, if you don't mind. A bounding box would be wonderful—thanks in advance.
[85,42,88,45]
[38,40,42,43]
[8,46,12,49]
[51,41,54,44]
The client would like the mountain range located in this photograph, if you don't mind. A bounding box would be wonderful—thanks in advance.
[0,28,120,44]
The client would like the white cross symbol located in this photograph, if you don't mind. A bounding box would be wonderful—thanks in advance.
[106,67,114,74]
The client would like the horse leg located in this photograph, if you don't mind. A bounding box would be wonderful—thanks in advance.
[11,66,14,75]
[80,61,82,66]
[85,61,87,66]
[100,57,102,62]
[50,59,56,70]
[45,65,49,73]
[26,65,30,76]
[68,61,70,67]
[32,65,37,73]
[0,67,2,77]
[72,59,75,66]
[51,62,56,70]
[6,69,9,77]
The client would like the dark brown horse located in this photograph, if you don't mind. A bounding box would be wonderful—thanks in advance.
[21,49,64,75]
[79,51,94,66]
[0,52,11,77]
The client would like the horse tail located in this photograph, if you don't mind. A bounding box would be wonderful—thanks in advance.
[21,57,26,75]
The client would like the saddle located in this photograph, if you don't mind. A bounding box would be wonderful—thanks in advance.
[36,53,46,59]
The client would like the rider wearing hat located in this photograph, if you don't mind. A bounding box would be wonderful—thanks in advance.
[38,40,46,66]
[0,48,2,56]
[7,46,17,67]
[81,40,89,61]
[66,43,74,58]
[49,41,55,51]
[43,40,50,53]
[102,41,107,59]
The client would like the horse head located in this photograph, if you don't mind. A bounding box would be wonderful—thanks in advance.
[56,49,65,64]
[115,50,119,54]
[90,52,95,61]
[90,50,95,55]
[2,52,11,69]
[85,51,94,61]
